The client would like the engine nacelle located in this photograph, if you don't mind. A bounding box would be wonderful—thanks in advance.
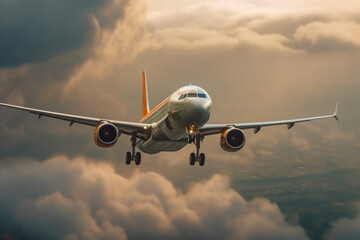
[94,123,120,148]
[220,128,246,152]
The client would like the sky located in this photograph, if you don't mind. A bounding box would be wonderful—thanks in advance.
[0,0,360,239]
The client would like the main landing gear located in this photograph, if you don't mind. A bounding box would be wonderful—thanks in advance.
[188,134,205,166]
[125,133,142,165]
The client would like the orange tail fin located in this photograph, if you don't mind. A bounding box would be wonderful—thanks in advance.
[142,70,150,118]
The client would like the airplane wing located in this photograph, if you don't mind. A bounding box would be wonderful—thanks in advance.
[0,103,152,138]
[200,102,339,136]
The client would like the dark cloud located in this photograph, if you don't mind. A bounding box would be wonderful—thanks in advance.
[0,0,130,68]
[0,156,308,240]
[0,0,139,160]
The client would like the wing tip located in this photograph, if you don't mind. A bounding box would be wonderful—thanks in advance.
[333,101,339,121]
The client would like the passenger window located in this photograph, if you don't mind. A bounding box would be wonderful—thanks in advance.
[188,93,197,97]
[198,93,206,98]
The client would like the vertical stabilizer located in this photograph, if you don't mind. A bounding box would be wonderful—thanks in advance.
[142,70,150,118]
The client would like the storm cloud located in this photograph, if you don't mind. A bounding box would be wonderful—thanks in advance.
[0,0,144,160]
[0,0,131,68]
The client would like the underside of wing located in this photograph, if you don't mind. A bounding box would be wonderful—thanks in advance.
[200,102,339,136]
[0,103,151,138]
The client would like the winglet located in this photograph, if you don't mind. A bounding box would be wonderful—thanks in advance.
[142,70,150,118]
[333,102,339,121]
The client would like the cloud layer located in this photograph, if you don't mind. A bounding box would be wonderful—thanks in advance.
[147,1,360,53]
[0,156,308,240]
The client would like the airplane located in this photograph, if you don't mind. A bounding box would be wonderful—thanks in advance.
[0,70,339,166]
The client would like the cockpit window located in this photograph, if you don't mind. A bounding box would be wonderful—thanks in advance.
[178,93,186,100]
[178,92,207,100]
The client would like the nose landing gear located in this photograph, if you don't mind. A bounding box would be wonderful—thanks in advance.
[125,133,142,165]
[189,134,206,166]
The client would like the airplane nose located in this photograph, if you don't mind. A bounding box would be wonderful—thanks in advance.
[183,99,211,126]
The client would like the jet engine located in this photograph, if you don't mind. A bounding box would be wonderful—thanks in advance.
[220,128,246,152]
[94,123,120,148]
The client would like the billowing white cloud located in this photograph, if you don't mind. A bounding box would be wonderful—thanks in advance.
[0,156,308,240]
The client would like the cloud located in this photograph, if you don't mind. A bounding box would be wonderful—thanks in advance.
[0,0,132,68]
[0,0,358,164]
[326,204,360,240]
[293,21,360,51]
[15,192,104,240]
[153,27,290,51]
[148,2,294,52]
[65,0,152,87]
[0,1,359,238]
[0,156,308,240]
[0,0,146,160]
[147,1,360,53]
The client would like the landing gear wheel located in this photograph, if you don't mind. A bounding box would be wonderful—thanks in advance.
[199,153,205,166]
[188,134,207,166]
[125,152,131,165]
[189,153,196,166]
[135,152,141,165]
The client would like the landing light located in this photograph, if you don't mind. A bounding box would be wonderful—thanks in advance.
[144,126,148,129]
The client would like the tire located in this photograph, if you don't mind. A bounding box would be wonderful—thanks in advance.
[199,153,205,166]
[189,153,196,166]
[125,152,131,165]
[135,152,141,165]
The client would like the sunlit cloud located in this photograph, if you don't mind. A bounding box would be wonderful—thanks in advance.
[0,156,308,239]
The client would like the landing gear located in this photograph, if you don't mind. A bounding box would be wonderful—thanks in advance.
[125,152,131,165]
[125,133,142,165]
[189,134,206,166]
[135,152,141,165]
[189,153,196,165]
[199,153,205,166]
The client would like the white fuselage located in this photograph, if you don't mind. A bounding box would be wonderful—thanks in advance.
[137,86,212,154]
